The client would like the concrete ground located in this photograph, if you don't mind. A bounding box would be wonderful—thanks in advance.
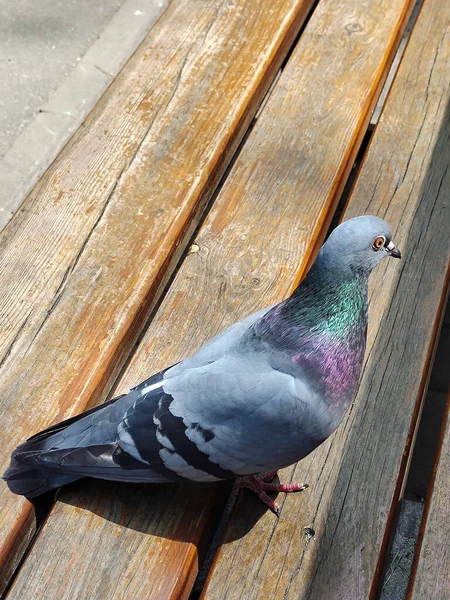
[0,0,126,157]
[0,0,170,230]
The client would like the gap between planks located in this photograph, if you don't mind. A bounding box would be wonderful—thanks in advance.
[406,388,450,599]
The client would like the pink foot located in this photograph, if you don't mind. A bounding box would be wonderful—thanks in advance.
[236,472,308,516]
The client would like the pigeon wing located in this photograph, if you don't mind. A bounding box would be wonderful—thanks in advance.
[119,351,333,480]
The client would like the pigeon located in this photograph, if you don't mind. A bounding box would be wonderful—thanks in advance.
[4,215,401,515]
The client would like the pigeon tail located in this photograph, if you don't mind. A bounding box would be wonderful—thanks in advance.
[3,392,174,498]
[4,440,82,498]
[3,463,81,498]
[3,395,128,498]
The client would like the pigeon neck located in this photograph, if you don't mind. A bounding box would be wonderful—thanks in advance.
[252,252,368,410]
[255,254,368,349]
[288,252,368,325]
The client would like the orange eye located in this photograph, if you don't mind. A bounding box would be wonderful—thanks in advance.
[373,236,386,250]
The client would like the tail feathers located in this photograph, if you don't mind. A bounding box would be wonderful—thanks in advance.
[4,394,129,498]
[3,459,81,498]
[4,442,169,498]
[4,390,169,499]
[18,443,120,472]
[4,442,119,498]
[15,443,169,482]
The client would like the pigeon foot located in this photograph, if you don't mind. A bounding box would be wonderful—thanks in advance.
[236,472,308,516]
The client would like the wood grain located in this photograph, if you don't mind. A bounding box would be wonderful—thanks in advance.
[0,0,315,591]
[407,389,450,600]
[5,0,417,597]
[202,0,450,597]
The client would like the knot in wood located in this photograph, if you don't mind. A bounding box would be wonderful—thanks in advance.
[345,22,363,34]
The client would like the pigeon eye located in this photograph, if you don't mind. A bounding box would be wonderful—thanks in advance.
[372,236,386,250]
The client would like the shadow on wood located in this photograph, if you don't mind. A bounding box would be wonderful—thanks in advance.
[56,477,266,542]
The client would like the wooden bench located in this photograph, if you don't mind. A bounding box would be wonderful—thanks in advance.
[1,0,449,597]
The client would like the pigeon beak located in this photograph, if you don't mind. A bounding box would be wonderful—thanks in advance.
[386,240,401,259]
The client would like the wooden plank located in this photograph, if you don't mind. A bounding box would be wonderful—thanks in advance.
[201,0,450,597]
[5,0,416,597]
[0,0,316,591]
[407,389,450,600]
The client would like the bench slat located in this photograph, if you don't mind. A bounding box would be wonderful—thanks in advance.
[0,0,314,591]
[5,0,416,597]
[407,389,450,599]
[202,0,450,596]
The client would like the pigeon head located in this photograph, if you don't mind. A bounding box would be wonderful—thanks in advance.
[318,215,401,276]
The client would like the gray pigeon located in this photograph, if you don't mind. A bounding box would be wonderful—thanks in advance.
[4,215,401,515]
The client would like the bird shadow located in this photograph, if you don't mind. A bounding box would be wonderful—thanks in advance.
[46,474,270,547]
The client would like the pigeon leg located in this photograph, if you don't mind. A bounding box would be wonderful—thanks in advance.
[236,473,308,516]
[258,470,278,483]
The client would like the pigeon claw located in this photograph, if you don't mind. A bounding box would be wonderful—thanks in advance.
[236,472,308,516]
[260,481,309,493]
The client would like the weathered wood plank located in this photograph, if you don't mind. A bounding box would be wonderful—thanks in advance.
[407,389,450,600]
[5,0,416,597]
[202,0,450,597]
[0,0,315,591]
